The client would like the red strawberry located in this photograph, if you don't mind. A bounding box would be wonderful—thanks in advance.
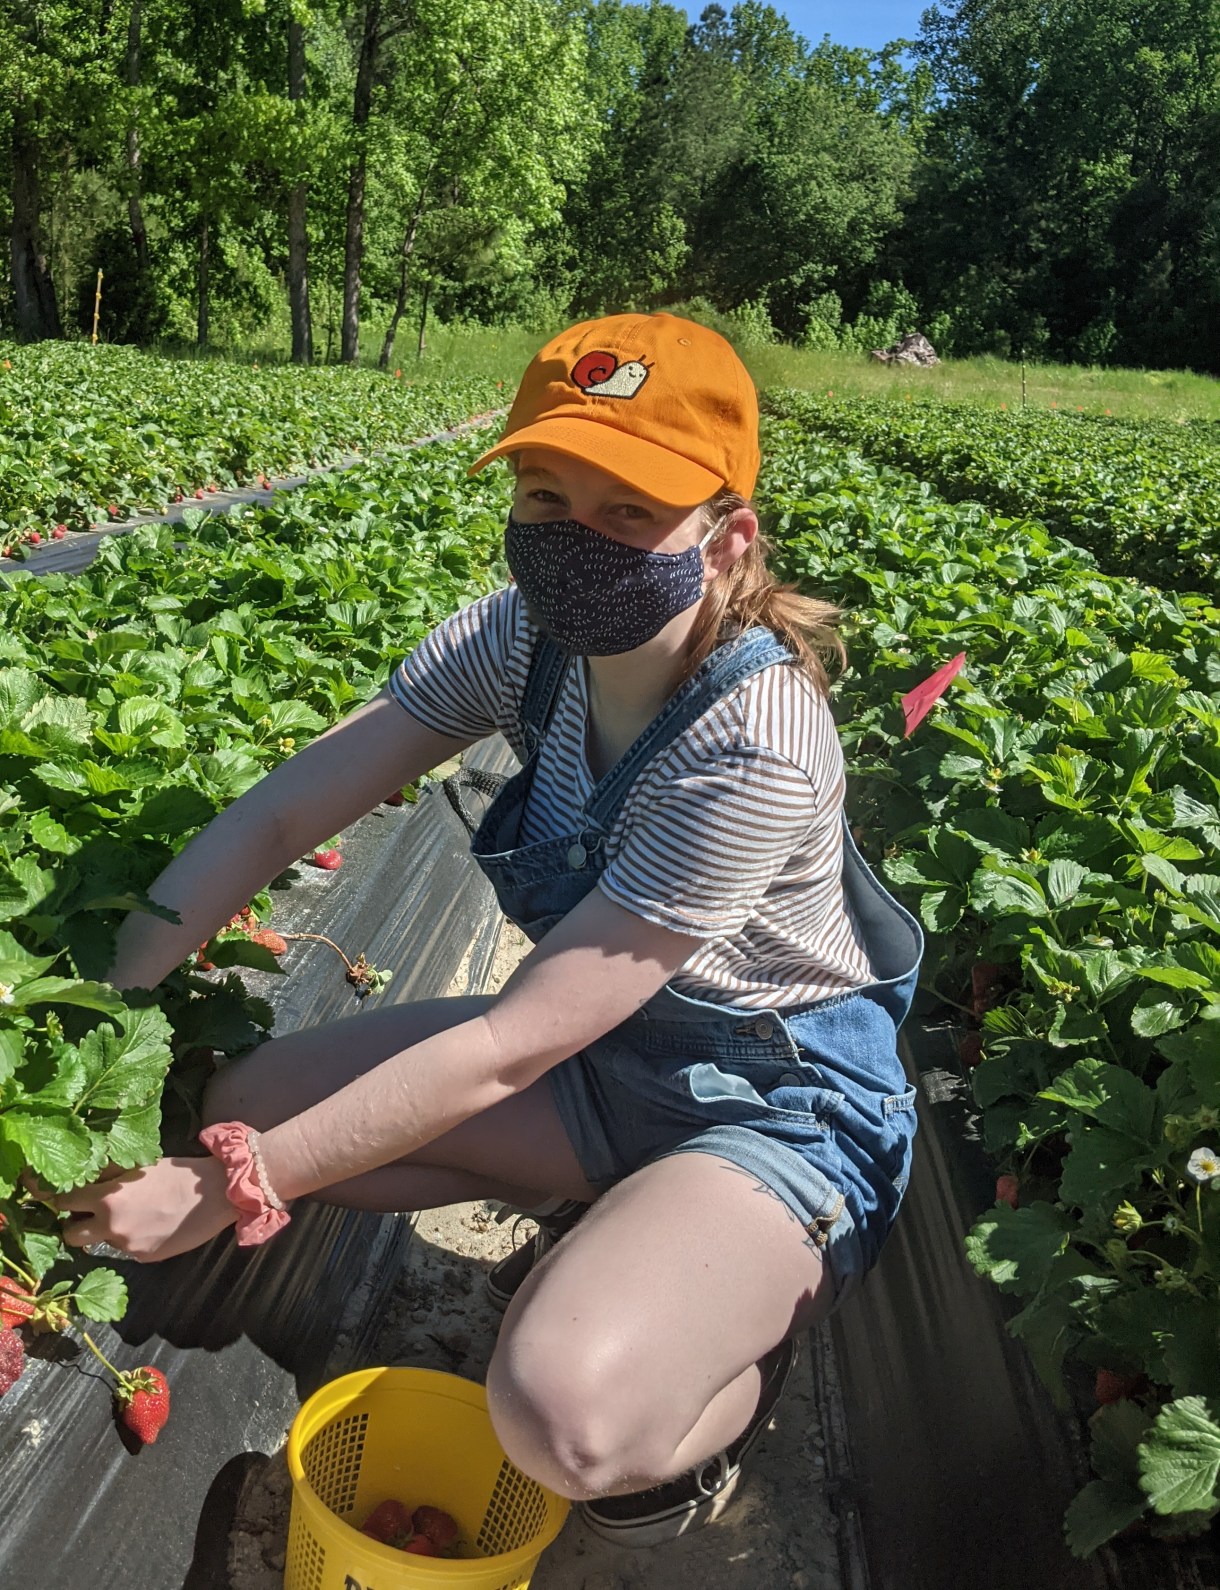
[958,1032,983,1068]
[173,490,184,503]
[194,488,205,499]
[250,929,287,955]
[27,530,41,546]
[311,849,343,870]
[383,790,405,806]
[259,475,270,489]
[0,1326,25,1395]
[115,1365,170,1443]
[404,1537,437,1555]
[0,1278,35,1328]
[206,482,218,493]
[52,525,67,539]
[412,1505,458,1549]
[1095,1368,1144,1406]
[107,503,120,518]
[361,1499,413,1544]
[995,1174,1019,1209]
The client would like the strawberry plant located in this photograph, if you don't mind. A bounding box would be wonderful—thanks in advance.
[765,391,1220,596]
[0,429,510,1353]
[759,414,1220,1554]
[0,339,499,544]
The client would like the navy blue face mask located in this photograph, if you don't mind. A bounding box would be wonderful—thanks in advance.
[504,512,714,656]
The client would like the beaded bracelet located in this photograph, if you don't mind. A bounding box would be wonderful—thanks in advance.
[198,1121,292,1247]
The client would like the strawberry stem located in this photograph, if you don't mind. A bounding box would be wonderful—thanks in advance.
[79,1329,126,1384]
[0,1252,39,1290]
[279,931,356,973]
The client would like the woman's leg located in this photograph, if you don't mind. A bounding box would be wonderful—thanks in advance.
[200,996,600,1207]
[485,1149,836,1500]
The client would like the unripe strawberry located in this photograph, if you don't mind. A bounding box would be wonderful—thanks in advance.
[250,929,287,955]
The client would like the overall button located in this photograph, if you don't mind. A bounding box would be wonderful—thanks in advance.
[754,1018,774,1039]
[567,842,587,869]
[777,1072,801,1087]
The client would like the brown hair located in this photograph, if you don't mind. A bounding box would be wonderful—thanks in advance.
[681,491,846,696]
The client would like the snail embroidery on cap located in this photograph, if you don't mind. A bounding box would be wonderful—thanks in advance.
[571,350,650,400]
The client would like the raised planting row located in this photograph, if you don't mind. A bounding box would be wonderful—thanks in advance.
[0,429,510,1398]
[0,339,503,551]
[763,390,1220,598]
[756,416,1220,1557]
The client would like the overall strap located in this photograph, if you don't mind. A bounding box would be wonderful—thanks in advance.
[518,631,571,753]
[585,626,794,832]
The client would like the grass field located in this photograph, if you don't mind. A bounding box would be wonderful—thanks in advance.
[147,312,1220,426]
[383,322,1220,426]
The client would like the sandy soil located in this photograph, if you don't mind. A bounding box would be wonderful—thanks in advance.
[227,920,842,1590]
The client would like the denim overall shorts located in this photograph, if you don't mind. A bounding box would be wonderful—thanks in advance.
[467,625,924,1304]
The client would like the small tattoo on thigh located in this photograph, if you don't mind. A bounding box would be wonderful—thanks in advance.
[717,1162,824,1257]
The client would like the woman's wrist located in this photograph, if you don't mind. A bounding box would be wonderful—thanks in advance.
[199,1122,293,1246]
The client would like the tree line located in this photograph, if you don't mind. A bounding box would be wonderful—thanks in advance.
[3,0,1217,372]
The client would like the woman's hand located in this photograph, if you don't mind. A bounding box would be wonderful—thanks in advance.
[47,1157,237,1263]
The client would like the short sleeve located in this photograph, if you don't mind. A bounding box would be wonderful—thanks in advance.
[387,586,519,741]
[598,744,820,938]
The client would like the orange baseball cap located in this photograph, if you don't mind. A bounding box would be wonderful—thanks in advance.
[468,312,760,507]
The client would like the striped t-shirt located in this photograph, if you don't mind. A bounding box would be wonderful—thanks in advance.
[389,584,874,1008]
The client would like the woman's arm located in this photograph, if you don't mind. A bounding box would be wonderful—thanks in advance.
[257,888,701,1199]
[53,888,700,1257]
[107,687,473,991]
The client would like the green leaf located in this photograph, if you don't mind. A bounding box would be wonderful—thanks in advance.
[104,1099,162,1168]
[964,1201,1071,1294]
[19,1227,64,1280]
[73,1266,129,1322]
[1139,1397,1220,1515]
[0,1026,22,1085]
[1065,1479,1147,1558]
[1059,1123,1157,1207]
[1131,988,1191,1038]
[76,1006,174,1110]
[0,1109,103,1189]
[11,978,126,1015]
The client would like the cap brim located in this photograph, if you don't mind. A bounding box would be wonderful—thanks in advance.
[468,416,722,508]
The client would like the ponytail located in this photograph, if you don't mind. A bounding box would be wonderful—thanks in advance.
[682,491,846,696]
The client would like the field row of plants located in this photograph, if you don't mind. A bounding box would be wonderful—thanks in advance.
[757,422,1220,1554]
[0,435,508,1372]
[0,341,502,551]
[763,391,1220,597]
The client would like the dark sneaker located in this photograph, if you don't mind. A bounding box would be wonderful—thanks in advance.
[485,1199,590,1313]
[577,1335,799,1548]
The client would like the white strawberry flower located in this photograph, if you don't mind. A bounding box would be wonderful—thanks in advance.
[1185,1147,1220,1185]
[0,983,13,1005]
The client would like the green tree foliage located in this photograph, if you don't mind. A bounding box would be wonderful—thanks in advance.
[905,0,1220,368]
[0,0,1215,371]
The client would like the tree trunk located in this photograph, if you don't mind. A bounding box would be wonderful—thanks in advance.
[197,214,210,347]
[341,0,382,365]
[125,0,149,283]
[287,15,313,364]
[9,112,63,342]
[416,278,430,359]
[377,194,426,369]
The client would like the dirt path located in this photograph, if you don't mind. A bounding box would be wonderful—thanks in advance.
[228,922,842,1590]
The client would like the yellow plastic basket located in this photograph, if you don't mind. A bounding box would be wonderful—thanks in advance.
[284,1367,570,1590]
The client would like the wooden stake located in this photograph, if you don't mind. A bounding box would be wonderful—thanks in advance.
[91,269,104,344]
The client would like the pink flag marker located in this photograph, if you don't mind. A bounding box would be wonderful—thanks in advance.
[901,652,966,737]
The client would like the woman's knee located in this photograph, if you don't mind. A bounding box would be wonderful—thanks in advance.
[485,1324,672,1499]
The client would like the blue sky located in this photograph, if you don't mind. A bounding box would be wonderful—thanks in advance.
[684,2,928,53]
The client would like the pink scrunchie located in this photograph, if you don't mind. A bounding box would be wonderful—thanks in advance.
[199,1121,292,1247]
